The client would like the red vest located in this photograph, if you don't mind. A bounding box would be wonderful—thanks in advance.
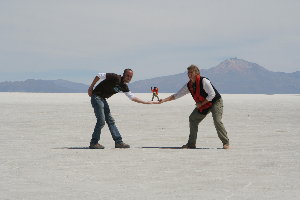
[188,75,212,113]
[151,88,158,95]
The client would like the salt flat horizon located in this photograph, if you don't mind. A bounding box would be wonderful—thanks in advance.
[0,93,299,200]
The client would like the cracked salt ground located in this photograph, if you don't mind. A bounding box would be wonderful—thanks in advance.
[0,93,299,200]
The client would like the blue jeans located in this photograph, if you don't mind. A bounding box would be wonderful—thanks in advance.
[90,95,122,144]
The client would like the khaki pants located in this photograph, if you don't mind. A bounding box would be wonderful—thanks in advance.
[188,98,229,145]
[151,93,160,101]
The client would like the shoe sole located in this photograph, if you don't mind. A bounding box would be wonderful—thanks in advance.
[89,146,105,149]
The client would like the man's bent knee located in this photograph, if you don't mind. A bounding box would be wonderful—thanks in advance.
[96,120,105,127]
[189,114,197,123]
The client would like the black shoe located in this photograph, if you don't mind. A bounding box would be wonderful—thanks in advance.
[89,143,105,149]
[115,142,130,148]
[181,143,196,149]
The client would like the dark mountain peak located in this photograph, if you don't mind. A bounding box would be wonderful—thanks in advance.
[209,58,269,74]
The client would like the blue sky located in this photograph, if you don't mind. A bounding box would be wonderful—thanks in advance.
[1,0,300,84]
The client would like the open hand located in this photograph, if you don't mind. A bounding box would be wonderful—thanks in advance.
[151,101,161,104]
[146,101,160,104]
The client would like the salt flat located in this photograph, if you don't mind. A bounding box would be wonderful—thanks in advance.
[0,93,299,200]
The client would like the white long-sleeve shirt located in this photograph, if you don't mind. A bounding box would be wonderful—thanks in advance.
[173,78,216,101]
[97,73,135,100]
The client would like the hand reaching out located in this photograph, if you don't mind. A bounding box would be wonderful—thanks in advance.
[158,99,164,104]
[150,101,161,104]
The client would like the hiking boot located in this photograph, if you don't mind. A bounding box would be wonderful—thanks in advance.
[223,144,229,149]
[115,142,130,148]
[181,143,196,149]
[89,143,105,149]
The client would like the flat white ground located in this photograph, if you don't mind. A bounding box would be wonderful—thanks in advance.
[0,93,299,200]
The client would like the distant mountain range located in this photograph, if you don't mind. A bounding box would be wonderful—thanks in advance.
[0,79,87,93]
[1,58,299,94]
[129,58,300,94]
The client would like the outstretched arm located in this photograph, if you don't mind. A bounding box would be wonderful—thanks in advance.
[132,97,158,104]
[159,95,175,103]
[159,84,189,104]
[88,76,100,97]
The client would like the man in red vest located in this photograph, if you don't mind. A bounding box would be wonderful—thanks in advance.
[159,65,230,149]
[151,86,160,101]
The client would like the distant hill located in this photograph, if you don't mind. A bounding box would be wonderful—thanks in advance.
[129,58,300,94]
[1,58,299,93]
[0,79,88,93]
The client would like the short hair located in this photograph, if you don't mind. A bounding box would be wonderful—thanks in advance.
[123,68,133,75]
[187,64,200,75]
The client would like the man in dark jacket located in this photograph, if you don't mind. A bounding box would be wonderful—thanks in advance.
[88,69,156,149]
[159,65,230,149]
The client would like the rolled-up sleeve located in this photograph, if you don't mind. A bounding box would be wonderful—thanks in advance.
[124,91,135,100]
[97,73,106,79]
